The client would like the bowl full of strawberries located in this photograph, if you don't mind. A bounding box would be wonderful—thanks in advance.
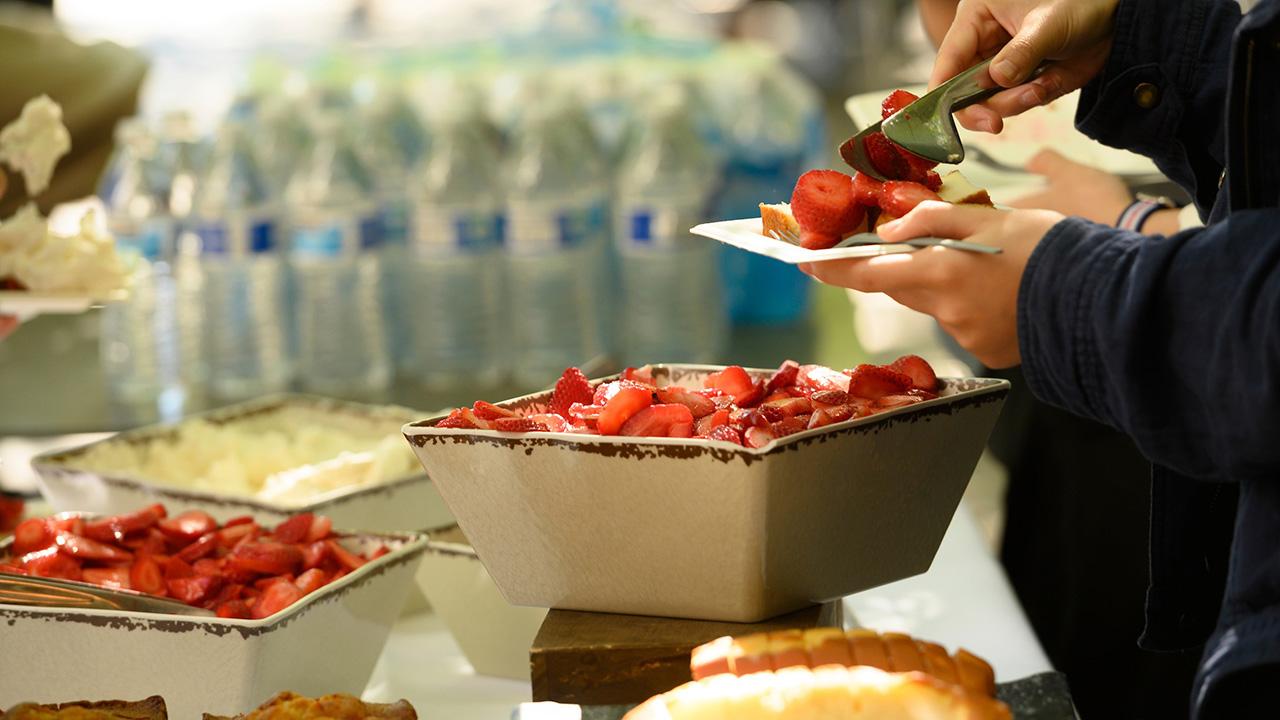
[403,358,1009,623]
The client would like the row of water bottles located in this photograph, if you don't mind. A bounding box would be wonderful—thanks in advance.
[98,82,725,416]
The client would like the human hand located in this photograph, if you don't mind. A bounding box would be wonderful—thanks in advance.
[930,0,1119,133]
[1007,149,1131,223]
[799,202,1064,368]
[0,315,18,341]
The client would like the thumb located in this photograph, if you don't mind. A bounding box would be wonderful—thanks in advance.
[989,11,1058,86]
[877,202,1000,242]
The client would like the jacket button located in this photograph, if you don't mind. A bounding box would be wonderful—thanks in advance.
[1134,82,1161,109]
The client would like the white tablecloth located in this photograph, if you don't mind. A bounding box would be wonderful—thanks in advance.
[362,502,1052,719]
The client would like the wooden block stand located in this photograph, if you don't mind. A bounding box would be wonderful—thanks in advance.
[530,602,843,705]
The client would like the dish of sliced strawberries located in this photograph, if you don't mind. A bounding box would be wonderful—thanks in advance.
[433,355,941,449]
[0,505,390,620]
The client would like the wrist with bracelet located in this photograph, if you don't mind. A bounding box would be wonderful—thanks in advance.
[1116,193,1178,232]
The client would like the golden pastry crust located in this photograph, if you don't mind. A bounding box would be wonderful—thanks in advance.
[1,696,167,720]
[760,202,801,240]
[201,692,416,720]
[625,665,1012,720]
[691,628,997,698]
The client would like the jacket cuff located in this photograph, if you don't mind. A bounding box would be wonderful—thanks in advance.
[1017,217,1141,426]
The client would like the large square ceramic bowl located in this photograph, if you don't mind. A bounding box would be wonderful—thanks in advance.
[418,524,548,680]
[404,364,1009,623]
[31,395,453,533]
[0,528,428,719]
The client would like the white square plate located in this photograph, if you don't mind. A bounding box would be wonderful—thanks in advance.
[691,218,918,264]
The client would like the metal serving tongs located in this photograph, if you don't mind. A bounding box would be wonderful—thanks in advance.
[841,58,1016,180]
[0,572,215,617]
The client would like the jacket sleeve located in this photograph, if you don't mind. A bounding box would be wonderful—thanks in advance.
[1074,0,1242,214]
[1018,213,1280,483]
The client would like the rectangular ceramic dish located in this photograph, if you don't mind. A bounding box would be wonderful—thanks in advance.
[404,364,1009,623]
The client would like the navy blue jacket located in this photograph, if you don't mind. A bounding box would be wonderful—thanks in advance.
[1016,0,1280,715]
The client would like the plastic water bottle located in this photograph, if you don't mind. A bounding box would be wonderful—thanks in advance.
[404,100,506,389]
[505,97,611,386]
[97,119,189,422]
[613,86,726,365]
[187,117,291,402]
[358,91,427,378]
[285,113,390,397]
[156,110,204,221]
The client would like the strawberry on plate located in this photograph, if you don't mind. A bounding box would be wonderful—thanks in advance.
[852,172,883,207]
[878,181,943,218]
[881,89,919,119]
[799,230,841,250]
[597,386,654,435]
[790,169,864,236]
[863,132,910,180]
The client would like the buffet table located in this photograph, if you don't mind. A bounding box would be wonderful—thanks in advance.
[363,501,1052,718]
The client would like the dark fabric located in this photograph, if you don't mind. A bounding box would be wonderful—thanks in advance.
[988,367,1200,720]
[1015,0,1280,717]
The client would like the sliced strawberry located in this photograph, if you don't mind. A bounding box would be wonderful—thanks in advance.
[272,513,314,545]
[597,386,654,435]
[492,417,549,433]
[548,367,595,417]
[810,389,850,406]
[734,380,766,408]
[472,400,516,421]
[655,386,717,418]
[875,394,926,409]
[847,364,914,400]
[227,541,302,576]
[863,132,910,179]
[12,518,54,556]
[19,546,82,581]
[158,510,218,545]
[763,395,813,418]
[825,404,860,423]
[619,404,696,437]
[770,417,809,438]
[218,522,259,548]
[175,532,218,563]
[224,515,253,527]
[436,409,477,429]
[368,544,391,561]
[889,354,939,391]
[622,366,657,385]
[122,527,169,555]
[798,364,852,393]
[852,172,884,207]
[878,181,942,217]
[301,540,329,571]
[908,387,940,401]
[755,405,786,423]
[594,379,653,406]
[0,563,28,575]
[743,426,777,449]
[295,568,329,595]
[82,504,165,543]
[881,89,920,119]
[791,169,862,235]
[695,409,731,436]
[305,515,333,543]
[0,495,24,533]
[567,402,604,423]
[251,579,303,619]
[192,558,222,577]
[807,409,834,429]
[799,230,840,250]
[764,360,800,394]
[707,425,743,445]
[326,539,367,573]
[164,555,194,580]
[923,169,942,191]
[55,532,132,562]
[216,599,252,619]
[528,413,573,432]
[82,566,131,591]
[129,555,165,595]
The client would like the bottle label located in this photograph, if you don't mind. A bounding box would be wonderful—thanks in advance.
[507,199,607,255]
[112,218,172,262]
[621,205,703,252]
[196,217,277,256]
[290,214,383,258]
[412,203,503,256]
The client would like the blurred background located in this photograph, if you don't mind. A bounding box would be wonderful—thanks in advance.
[0,0,953,433]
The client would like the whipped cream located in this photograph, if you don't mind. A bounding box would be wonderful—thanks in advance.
[0,95,72,196]
[0,97,126,295]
